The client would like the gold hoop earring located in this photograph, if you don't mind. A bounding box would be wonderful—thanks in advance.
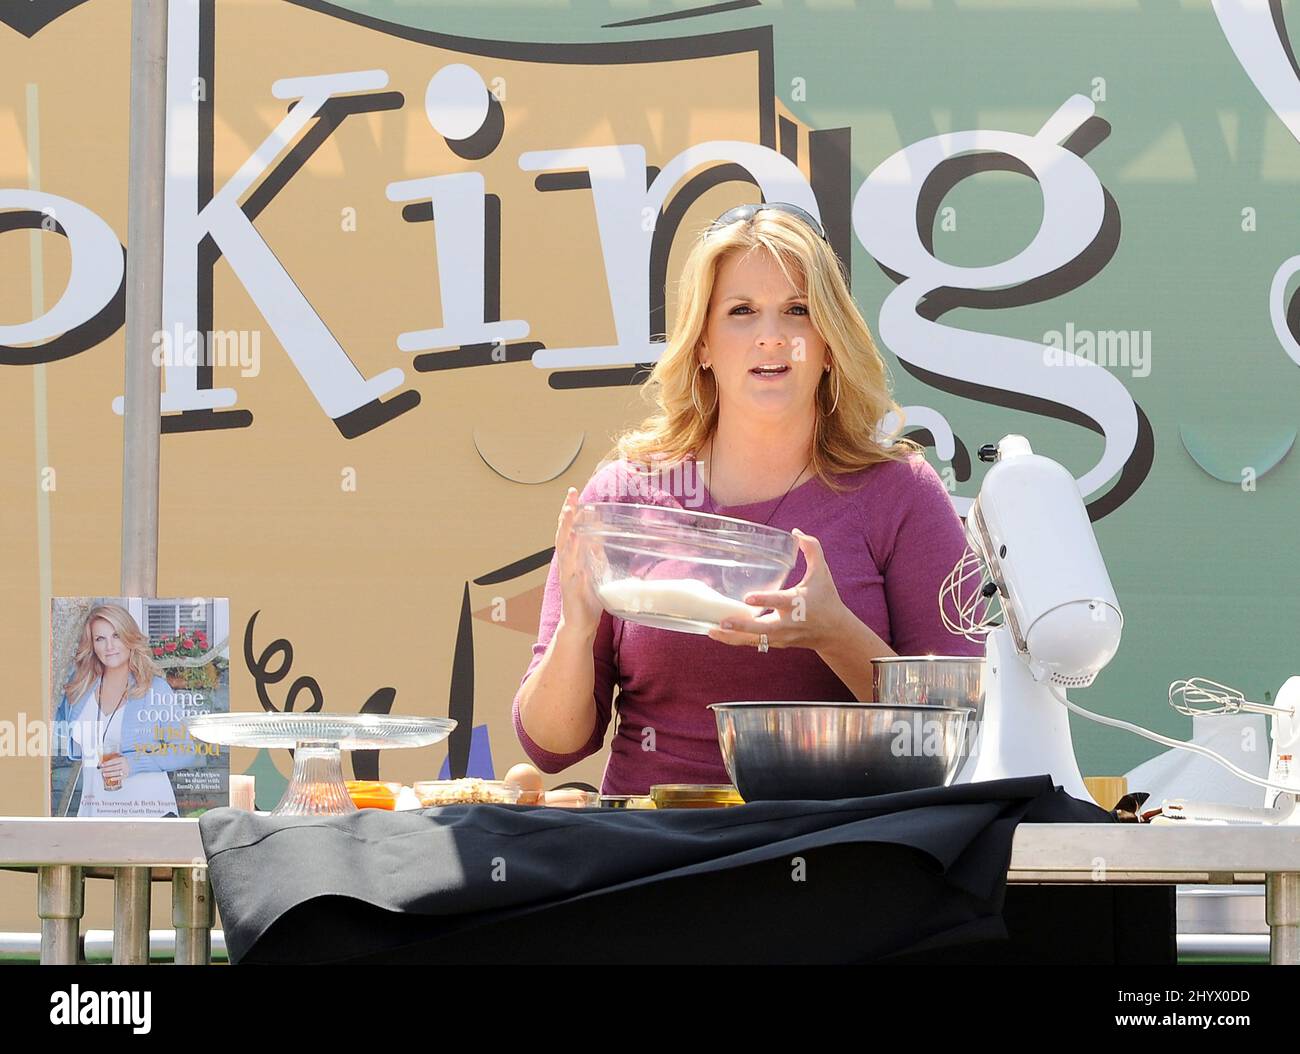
[823,368,840,415]
[692,363,718,418]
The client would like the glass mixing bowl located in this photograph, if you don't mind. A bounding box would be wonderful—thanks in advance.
[572,502,798,634]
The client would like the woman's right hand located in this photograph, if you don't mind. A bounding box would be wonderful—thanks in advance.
[555,487,605,636]
[100,753,128,789]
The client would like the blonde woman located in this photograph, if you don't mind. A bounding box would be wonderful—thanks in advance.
[514,203,982,795]
[55,603,191,816]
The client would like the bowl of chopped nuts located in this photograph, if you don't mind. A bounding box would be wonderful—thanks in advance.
[412,778,522,806]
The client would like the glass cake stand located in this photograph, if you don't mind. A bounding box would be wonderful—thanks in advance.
[186,712,457,816]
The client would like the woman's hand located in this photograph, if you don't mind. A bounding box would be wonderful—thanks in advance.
[555,487,605,637]
[100,754,129,787]
[706,528,852,652]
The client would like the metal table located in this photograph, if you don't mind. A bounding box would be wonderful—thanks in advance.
[1,817,209,965]
[3,817,1297,964]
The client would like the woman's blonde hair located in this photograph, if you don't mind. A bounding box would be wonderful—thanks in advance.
[64,604,162,705]
[611,206,919,492]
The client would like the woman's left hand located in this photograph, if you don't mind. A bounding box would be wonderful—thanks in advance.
[706,528,851,652]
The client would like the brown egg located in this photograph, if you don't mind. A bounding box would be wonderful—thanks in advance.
[504,763,544,804]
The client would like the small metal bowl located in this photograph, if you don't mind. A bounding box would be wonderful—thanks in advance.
[710,702,973,801]
[872,656,985,768]
[871,655,985,713]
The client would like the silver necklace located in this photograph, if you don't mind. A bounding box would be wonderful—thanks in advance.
[95,675,129,760]
[700,437,812,526]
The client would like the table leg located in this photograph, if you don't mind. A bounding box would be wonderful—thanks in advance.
[1266,872,1300,965]
[171,866,212,965]
[37,865,84,965]
[113,866,151,964]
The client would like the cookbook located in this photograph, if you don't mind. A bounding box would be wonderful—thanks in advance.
[48,597,231,818]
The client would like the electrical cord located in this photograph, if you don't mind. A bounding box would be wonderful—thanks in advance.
[1047,683,1299,796]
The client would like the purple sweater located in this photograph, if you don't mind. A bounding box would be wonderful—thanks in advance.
[512,452,985,794]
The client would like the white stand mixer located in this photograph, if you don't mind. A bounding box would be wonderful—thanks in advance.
[943,435,1122,804]
[959,627,1094,802]
[944,433,1300,821]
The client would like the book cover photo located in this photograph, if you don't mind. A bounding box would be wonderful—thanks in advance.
[48,597,230,818]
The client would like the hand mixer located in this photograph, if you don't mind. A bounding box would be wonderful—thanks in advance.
[1156,676,1300,823]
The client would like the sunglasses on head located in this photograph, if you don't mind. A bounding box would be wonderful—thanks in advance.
[705,201,828,241]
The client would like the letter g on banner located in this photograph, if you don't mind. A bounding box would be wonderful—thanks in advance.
[853,95,1140,517]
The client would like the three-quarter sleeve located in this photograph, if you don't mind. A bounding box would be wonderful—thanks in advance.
[124,677,206,774]
[511,468,623,773]
[875,455,986,657]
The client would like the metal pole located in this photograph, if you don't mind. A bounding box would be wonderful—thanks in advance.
[37,865,84,965]
[1266,872,1300,966]
[171,866,213,965]
[114,0,168,970]
[121,0,169,596]
[112,867,152,964]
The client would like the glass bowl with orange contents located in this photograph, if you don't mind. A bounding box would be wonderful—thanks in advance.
[345,780,403,810]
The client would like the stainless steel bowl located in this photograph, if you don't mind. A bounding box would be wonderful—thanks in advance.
[871,655,985,714]
[710,702,974,801]
[872,656,985,768]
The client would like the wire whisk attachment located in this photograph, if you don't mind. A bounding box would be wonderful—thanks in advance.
[1168,677,1294,718]
[939,546,999,643]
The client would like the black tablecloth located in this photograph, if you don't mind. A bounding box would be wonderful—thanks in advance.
[199,775,1172,964]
